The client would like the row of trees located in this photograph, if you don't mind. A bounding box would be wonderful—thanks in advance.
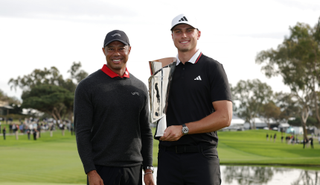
[0,89,21,105]
[8,62,88,122]
[0,90,20,104]
[0,89,22,115]
[233,17,320,140]
[232,79,302,128]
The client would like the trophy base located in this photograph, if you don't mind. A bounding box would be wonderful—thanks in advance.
[154,116,167,140]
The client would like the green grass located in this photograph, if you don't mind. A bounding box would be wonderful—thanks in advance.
[0,130,85,185]
[217,130,320,167]
[1,128,320,185]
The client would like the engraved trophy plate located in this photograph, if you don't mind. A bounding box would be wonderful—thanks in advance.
[148,57,176,140]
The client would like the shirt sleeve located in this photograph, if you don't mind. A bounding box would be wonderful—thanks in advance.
[140,85,153,168]
[210,62,232,102]
[74,82,96,174]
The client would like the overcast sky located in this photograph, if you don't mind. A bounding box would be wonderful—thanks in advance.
[1,0,320,101]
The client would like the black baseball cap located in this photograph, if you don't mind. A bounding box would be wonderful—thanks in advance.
[103,30,130,48]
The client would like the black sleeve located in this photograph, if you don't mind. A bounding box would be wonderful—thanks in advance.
[140,84,153,168]
[209,62,232,102]
[74,81,96,174]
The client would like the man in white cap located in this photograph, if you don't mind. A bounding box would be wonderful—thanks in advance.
[157,14,233,185]
[75,30,155,185]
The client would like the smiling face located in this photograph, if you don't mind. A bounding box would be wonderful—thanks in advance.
[102,41,131,76]
[171,24,201,54]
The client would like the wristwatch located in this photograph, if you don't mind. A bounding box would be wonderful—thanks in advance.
[182,124,189,135]
[144,166,154,173]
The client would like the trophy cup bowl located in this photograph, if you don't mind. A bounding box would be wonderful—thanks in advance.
[148,57,176,140]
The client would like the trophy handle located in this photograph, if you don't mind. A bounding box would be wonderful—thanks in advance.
[149,57,176,75]
[154,57,177,67]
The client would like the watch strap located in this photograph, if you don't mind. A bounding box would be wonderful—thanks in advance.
[144,166,154,173]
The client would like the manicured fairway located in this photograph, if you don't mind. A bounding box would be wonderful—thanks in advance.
[1,128,319,185]
[217,129,320,167]
[0,130,86,185]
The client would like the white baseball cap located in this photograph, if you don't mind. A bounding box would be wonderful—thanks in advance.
[171,14,198,30]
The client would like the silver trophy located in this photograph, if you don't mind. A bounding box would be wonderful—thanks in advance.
[148,57,176,140]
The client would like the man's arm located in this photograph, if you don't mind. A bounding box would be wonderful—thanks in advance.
[160,100,232,141]
[75,84,105,184]
[140,86,155,185]
[140,86,153,166]
[74,83,96,173]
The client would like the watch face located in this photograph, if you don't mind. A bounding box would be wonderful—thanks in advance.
[182,127,189,134]
[145,166,154,173]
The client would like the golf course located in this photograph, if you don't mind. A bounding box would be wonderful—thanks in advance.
[0,127,319,185]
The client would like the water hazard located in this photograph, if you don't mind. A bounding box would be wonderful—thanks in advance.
[147,165,320,185]
[220,165,320,185]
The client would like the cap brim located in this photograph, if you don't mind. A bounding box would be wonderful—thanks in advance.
[104,39,130,47]
[171,23,196,31]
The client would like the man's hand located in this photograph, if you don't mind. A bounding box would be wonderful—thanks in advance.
[160,125,183,141]
[144,173,155,185]
[87,170,104,185]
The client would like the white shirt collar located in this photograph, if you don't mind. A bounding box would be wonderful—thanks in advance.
[176,49,201,65]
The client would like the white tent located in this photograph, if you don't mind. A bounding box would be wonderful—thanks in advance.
[278,123,290,132]
[230,118,245,126]
[222,118,245,131]
[286,126,303,135]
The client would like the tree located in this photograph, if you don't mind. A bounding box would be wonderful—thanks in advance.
[61,62,88,122]
[232,79,273,129]
[288,117,318,127]
[256,21,320,140]
[273,92,299,122]
[9,104,23,115]
[68,61,88,84]
[0,89,21,105]
[8,67,64,92]
[259,101,281,128]
[8,62,88,121]
[0,89,22,116]
[21,85,74,121]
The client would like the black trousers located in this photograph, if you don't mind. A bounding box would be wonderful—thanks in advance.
[157,145,221,185]
[88,165,142,185]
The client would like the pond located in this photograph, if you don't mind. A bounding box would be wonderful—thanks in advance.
[220,165,320,185]
[147,165,320,185]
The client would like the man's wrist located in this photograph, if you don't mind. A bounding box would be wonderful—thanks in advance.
[144,166,154,173]
[144,171,153,175]
[182,123,189,135]
[87,170,98,176]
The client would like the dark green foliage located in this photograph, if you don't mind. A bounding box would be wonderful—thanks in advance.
[288,116,318,126]
[255,20,320,138]
[21,85,73,120]
[232,79,273,129]
[8,62,88,121]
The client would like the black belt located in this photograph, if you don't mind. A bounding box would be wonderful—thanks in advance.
[160,145,213,154]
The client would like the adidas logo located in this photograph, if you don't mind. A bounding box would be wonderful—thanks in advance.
[194,75,202,81]
[178,16,188,22]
